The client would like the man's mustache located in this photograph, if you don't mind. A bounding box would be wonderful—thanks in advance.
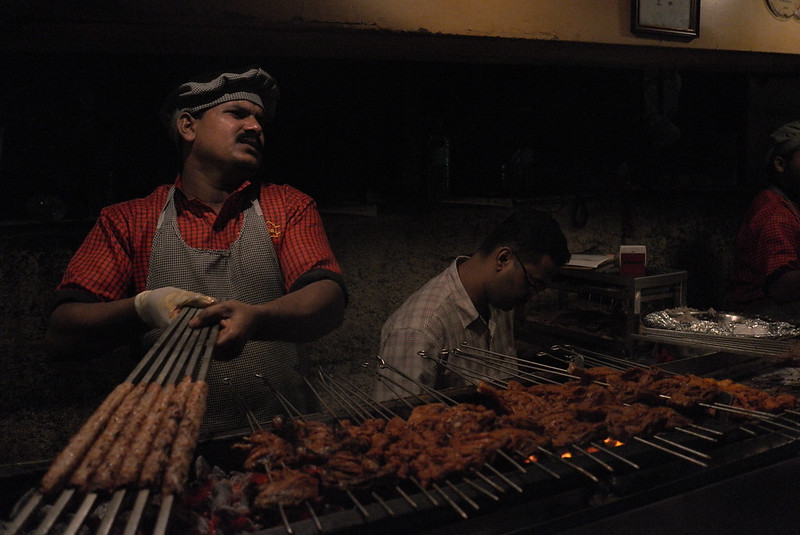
[237,133,263,150]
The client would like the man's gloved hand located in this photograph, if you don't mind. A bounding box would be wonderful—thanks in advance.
[134,287,218,329]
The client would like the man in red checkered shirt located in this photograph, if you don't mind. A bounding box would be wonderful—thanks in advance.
[728,120,800,323]
[44,67,347,432]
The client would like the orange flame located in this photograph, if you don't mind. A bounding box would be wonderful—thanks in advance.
[603,437,624,447]
[525,454,539,463]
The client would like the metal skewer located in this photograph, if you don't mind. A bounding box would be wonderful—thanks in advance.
[9,308,218,535]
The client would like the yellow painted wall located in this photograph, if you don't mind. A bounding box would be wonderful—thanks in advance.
[218,1,798,54]
[4,1,799,56]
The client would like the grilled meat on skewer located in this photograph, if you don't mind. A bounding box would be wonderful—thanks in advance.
[319,449,396,490]
[39,382,134,495]
[90,381,162,491]
[605,403,692,441]
[225,365,799,511]
[272,418,341,464]
[139,376,195,488]
[116,382,176,487]
[339,418,389,456]
[233,429,299,470]
[69,382,148,491]
[253,467,321,509]
[568,364,797,413]
[480,380,690,449]
[163,379,208,495]
[716,378,796,412]
[38,375,209,499]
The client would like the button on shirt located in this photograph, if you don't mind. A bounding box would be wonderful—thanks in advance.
[374,257,516,401]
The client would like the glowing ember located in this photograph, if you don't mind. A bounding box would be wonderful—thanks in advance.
[525,454,539,463]
[560,452,573,459]
[603,437,624,447]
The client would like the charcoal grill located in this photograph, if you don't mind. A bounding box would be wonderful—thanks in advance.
[205,409,800,535]
[174,344,800,534]
[4,338,800,535]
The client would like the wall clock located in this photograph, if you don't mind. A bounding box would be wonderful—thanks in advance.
[765,0,800,19]
[631,0,701,39]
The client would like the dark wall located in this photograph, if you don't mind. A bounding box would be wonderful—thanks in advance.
[0,54,751,222]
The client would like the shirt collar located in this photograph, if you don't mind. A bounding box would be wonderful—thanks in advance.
[173,175,258,214]
[447,256,493,329]
[768,186,800,220]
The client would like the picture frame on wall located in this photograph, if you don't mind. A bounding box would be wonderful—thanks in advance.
[631,0,701,38]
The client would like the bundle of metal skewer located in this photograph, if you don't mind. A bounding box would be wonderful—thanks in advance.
[229,367,539,531]
[370,342,800,467]
[5,307,218,535]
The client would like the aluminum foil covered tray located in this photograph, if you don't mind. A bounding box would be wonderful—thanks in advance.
[643,308,800,339]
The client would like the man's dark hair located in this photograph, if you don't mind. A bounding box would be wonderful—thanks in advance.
[478,210,570,266]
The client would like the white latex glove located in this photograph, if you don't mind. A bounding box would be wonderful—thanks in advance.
[134,286,218,329]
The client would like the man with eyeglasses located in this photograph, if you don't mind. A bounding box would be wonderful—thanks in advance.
[373,210,570,401]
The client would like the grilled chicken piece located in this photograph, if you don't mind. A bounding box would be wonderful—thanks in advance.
[253,468,320,509]
[233,429,298,469]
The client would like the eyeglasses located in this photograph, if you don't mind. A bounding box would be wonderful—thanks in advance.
[513,252,547,293]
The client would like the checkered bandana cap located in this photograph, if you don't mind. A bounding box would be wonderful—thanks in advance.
[767,120,800,165]
[161,67,280,144]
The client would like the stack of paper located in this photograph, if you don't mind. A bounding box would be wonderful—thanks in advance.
[563,254,615,270]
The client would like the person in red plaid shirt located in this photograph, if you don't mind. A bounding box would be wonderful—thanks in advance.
[44,67,347,434]
[728,120,800,323]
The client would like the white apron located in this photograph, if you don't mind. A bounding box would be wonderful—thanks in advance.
[144,186,304,438]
